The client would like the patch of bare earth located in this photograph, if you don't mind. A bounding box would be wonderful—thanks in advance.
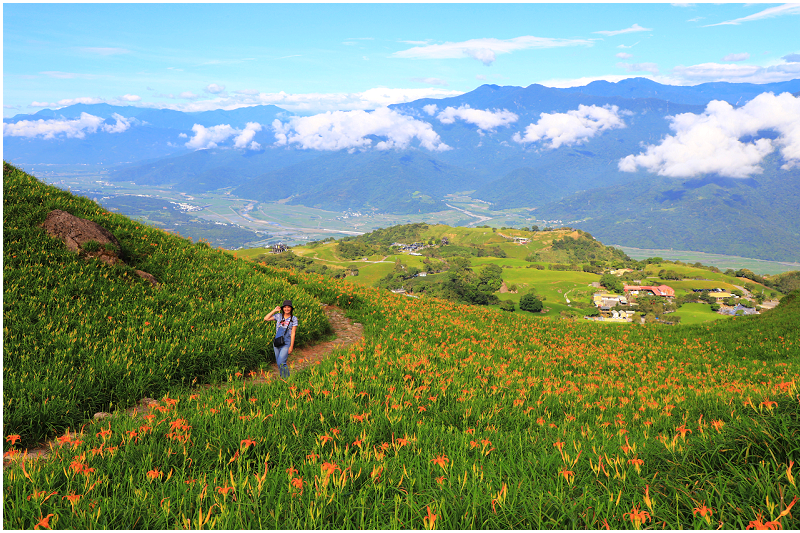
[4,304,362,468]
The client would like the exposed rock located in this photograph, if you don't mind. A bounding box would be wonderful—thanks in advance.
[41,209,120,255]
[93,412,112,420]
[42,209,159,287]
[135,270,160,288]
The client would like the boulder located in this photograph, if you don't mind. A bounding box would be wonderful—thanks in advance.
[41,209,160,287]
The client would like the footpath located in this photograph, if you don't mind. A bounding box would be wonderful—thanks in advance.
[4,304,363,468]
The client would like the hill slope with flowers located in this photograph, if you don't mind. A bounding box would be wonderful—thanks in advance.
[3,162,800,529]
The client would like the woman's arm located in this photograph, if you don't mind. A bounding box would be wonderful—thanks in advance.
[264,305,281,321]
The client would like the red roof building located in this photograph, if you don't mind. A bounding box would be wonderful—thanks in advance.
[624,284,675,297]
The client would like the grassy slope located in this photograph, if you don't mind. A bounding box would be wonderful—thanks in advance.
[3,163,333,445]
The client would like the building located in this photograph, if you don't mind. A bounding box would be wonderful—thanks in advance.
[624,284,675,297]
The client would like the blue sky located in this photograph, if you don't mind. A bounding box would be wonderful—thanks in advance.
[3,3,800,118]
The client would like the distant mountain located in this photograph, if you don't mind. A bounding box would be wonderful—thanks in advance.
[3,104,288,166]
[536,154,800,262]
[557,77,800,106]
[4,78,799,260]
[234,149,484,214]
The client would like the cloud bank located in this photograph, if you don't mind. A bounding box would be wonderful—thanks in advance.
[594,23,652,37]
[434,105,518,131]
[185,122,263,150]
[513,105,626,148]
[3,112,134,139]
[619,92,800,178]
[393,36,593,66]
[272,107,448,152]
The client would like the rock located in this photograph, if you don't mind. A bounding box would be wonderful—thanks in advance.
[41,209,120,256]
[93,412,112,420]
[135,269,160,288]
[42,209,159,287]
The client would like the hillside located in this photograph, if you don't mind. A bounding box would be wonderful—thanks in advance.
[3,163,800,529]
[2,162,333,446]
[270,223,788,319]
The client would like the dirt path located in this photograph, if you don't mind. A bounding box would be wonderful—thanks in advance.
[4,304,363,468]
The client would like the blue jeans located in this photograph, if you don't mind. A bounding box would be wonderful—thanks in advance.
[274,344,290,378]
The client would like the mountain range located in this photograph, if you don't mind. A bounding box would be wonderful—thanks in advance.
[4,78,800,261]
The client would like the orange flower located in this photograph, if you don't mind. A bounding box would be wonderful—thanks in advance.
[559,467,574,482]
[147,469,163,480]
[34,514,55,530]
[63,493,82,505]
[423,505,437,530]
[216,485,234,496]
[624,505,651,529]
[746,514,781,530]
[435,476,445,485]
[761,400,777,409]
[321,462,340,477]
[431,455,449,470]
[240,439,257,449]
[6,434,21,445]
[676,424,692,438]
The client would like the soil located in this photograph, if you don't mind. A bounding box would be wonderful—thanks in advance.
[3,304,363,469]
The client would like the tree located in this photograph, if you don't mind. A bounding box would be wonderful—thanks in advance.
[520,293,544,313]
[599,273,623,294]
[499,300,516,312]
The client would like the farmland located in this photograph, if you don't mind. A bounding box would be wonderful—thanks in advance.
[3,163,800,529]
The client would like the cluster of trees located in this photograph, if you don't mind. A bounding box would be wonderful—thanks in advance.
[254,250,356,278]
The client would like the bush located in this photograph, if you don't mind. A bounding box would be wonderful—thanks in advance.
[520,293,544,313]
[499,300,515,312]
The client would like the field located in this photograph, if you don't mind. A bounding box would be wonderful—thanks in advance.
[4,163,800,529]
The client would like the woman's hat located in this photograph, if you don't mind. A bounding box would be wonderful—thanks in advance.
[281,300,293,309]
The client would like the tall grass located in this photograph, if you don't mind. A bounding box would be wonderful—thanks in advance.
[3,163,332,446]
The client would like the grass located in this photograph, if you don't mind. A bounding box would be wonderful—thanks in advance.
[669,303,731,325]
[5,164,799,530]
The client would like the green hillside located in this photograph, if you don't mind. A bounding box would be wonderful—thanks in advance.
[281,223,786,320]
[3,164,799,530]
[3,162,333,445]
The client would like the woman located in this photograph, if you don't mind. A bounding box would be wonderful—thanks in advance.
[264,299,298,378]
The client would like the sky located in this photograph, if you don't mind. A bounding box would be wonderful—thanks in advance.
[3,2,800,119]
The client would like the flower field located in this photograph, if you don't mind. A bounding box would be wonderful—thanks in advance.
[4,163,800,529]
[3,163,333,446]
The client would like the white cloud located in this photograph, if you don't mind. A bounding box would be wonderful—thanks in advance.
[513,105,626,148]
[393,36,593,66]
[3,112,105,139]
[41,71,79,79]
[705,4,800,26]
[178,133,188,138]
[476,74,487,81]
[619,92,800,177]
[205,84,226,94]
[616,52,634,59]
[57,97,105,106]
[101,113,133,134]
[233,122,262,149]
[185,122,264,150]
[235,89,259,95]
[617,62,660,75]
[423,104,438,116]
[722,53,750,62]
[617,42,640,49]
[594,24,652,37]
[29,101,58,108]
[185,124,238,150]
[272,107,449,152]
[180,92,200,100]
[120,94,141,102]
[435,105,518,131]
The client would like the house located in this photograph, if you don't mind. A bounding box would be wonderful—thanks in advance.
[609,268,634,276]
[592,292,628,308]
[624,284,675,297]
[719,303,758,316]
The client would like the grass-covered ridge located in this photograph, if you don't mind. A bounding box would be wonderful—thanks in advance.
[3,163,800,529]
[3,162,332,446]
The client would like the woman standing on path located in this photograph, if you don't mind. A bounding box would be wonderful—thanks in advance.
[264,300,298,378]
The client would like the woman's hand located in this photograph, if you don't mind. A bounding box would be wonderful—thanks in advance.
[288,346,293,355]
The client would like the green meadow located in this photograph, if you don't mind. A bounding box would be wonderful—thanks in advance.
[4,163,799,530]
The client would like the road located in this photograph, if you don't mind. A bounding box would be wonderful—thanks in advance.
[445,203,492,226]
